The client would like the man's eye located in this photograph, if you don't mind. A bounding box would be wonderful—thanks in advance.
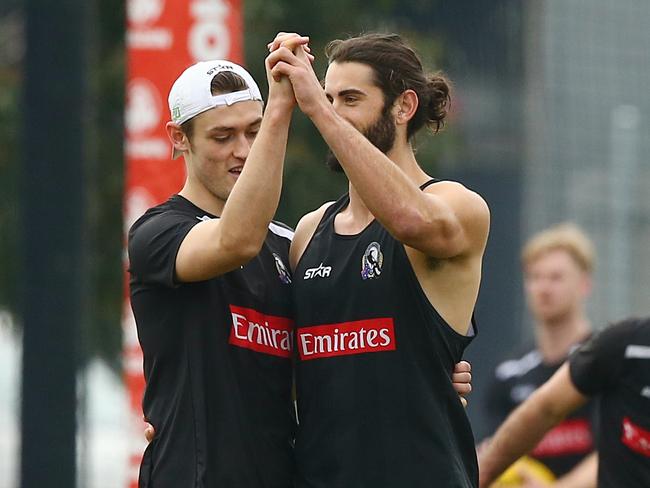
[344,96,358,104]
[213,135,230,142]
[247,130,260,138]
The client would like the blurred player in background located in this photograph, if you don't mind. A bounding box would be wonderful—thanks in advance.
[482,223,597,486]
[479,316,650,488]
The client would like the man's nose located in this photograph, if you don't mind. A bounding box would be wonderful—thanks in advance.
[233,133,251,160]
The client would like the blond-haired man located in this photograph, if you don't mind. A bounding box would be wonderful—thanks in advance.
[483,223,597,484]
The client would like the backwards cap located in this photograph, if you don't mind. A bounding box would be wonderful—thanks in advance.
[168,60,263,159]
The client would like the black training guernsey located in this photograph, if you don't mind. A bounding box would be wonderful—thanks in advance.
[569,317,650,488]
[484,340,595,477]
[128,195,295,488]
[292,182,478,488]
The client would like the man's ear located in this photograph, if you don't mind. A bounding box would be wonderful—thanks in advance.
[394,89,418,125]
[166,122,191,154]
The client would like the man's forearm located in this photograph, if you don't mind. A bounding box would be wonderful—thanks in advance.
[479,364,589,487]
[219,102,292,249]
[479,392,565,486]
[321,108,427,212]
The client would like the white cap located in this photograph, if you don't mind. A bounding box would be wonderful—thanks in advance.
[168,60,263,159]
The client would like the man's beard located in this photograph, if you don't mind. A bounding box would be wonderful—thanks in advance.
[325,107,396,173]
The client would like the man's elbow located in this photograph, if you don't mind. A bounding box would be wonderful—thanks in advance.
[220,237,263,265]
[394,213,463,257]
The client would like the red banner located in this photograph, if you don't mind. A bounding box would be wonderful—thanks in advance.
[122,1,242,486]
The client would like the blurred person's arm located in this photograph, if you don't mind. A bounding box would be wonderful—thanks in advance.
[478,363,589,487]
[551,452,597,488]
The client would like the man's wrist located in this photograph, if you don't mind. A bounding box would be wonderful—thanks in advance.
[263,100,294,123]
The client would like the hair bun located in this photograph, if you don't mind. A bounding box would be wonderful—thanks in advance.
[425,73,451,133]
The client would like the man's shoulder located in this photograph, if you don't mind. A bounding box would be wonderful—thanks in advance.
[129,196,200,235]
[293,202,336,239]
[588,317,650,358]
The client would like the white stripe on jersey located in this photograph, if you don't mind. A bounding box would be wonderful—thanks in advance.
[269,222,294,241]
[495,350,543,380]
[625,345,650,359]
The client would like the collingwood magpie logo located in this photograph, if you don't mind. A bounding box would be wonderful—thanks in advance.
[272,253,292,284]
[361,242,383,280]
[304,262,332,280]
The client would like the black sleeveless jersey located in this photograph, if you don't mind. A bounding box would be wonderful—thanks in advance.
[292,183,478,488]
[128,195,295,488]
[485,340,595,478]
[570,317,650,488]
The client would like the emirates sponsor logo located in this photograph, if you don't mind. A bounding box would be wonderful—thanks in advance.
[297,318,396,360]
[229,306,293,358]
[622,417,650,457]
[531,419,593,457]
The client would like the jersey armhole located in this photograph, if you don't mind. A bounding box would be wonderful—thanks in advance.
[292,201,337,272]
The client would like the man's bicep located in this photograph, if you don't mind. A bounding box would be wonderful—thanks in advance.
[422,183,490,258]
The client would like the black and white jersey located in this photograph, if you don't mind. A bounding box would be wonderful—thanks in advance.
[570,317,650,488]
[484,340,596,477]
[292,183,478,488]
[128,195,295,488]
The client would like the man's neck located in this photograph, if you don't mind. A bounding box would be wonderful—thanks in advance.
[179,182,225,217]
[535,313,591,364]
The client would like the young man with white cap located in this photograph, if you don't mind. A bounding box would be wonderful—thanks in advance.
[128,40,309,487]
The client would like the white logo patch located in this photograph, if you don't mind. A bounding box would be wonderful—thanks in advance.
[361,242,383,280]
[304,263,332,280]
[273,253,292,284]
[625,345,650,359]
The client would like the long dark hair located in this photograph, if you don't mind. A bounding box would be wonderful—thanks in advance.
[325,33,451,138]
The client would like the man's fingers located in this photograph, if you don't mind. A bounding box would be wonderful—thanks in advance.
[270,60,295,83]
[144,422,155,443]
[452,371,472,384]
[267,46,305,79]
[454,360,471,373]
[268,33,309,52]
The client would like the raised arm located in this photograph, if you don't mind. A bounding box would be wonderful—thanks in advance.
[478,363,589,487]
[267,41,488,259]
[174,39,310,282]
